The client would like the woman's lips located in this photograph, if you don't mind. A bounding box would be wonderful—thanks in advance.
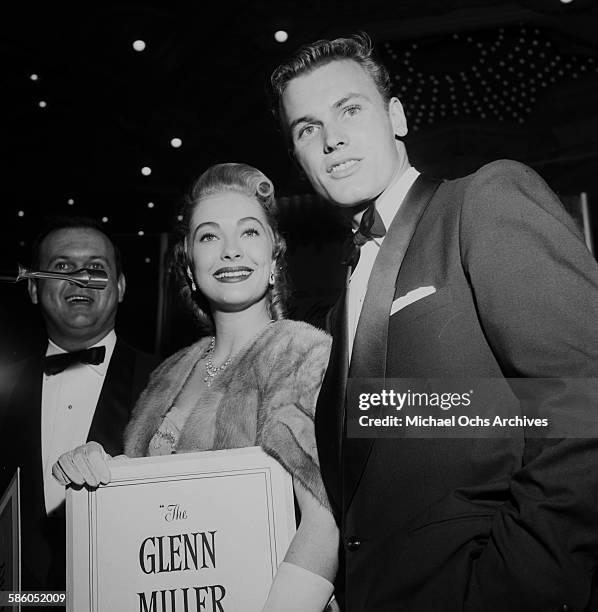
[213,267,253,283]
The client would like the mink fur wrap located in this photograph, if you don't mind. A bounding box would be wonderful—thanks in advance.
[124,320,332,508]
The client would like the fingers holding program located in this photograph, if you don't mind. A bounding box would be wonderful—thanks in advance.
[51,441,112,488]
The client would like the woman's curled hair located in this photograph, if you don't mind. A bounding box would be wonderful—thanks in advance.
[171,163,290,332]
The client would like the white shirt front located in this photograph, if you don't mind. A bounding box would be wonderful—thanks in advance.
[347,167,420,359]
[41,330,117,514]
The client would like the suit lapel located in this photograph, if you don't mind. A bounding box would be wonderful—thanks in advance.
[343,176,441,511]
[88,340,135,456]
[4,356,45,500]
[315,268,350,515]
[0,355,50,587]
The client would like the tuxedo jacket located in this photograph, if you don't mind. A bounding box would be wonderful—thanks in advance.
[315,160,598,611]
[0,338,157,592]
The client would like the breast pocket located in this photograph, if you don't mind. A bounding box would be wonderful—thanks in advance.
[390,285,453,325]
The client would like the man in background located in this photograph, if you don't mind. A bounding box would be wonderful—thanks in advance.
[0,216,156,593]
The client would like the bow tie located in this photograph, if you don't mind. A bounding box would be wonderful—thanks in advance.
[44,346,106,376]
[342,202,386,270]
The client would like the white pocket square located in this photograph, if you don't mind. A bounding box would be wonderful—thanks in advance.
[391,286,436,315]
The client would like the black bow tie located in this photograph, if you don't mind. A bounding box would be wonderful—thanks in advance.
[342,202,386,270]
[44,346,106,376]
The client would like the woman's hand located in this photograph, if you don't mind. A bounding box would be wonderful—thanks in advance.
[51,441,113,488]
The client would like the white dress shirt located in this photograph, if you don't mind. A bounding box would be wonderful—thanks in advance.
[41,330,117,513]
[347,166,420,359]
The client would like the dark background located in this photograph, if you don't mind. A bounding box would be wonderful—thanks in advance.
[2,0,598,361]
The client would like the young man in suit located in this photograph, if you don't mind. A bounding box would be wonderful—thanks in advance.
[271,34,598,611]
[0,217,156,594]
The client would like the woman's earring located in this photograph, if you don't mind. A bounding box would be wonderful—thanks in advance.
[186,267,197,292]
[269,271,275,286]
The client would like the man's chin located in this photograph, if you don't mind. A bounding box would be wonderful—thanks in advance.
[65,314,97,326]
[325,190,372,209]
[47,321,111,351]
[62,319,106,337]
[320,181,374,209]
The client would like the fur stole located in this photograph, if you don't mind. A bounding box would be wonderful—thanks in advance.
[124,320,332,508]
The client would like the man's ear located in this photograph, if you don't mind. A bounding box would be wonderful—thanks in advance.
[388,97,408,138]
[28,278,39,305]
[117,273,126,303]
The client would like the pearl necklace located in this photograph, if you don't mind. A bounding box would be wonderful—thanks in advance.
[202,322,275,387]
[203,336,233,387]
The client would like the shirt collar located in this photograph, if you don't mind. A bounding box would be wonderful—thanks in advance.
[375,166,421,231]
[46,330,117,376]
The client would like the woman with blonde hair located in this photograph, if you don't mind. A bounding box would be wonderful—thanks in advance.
[54,163,339,611]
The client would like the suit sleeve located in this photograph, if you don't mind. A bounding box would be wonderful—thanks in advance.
[459,160,598,610]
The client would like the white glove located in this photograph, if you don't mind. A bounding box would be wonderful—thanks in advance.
[51,441,112,488]
[261,561,335,612]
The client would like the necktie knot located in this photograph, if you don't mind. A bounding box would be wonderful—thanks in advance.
[44,346,106,376]
[342,203,386,269]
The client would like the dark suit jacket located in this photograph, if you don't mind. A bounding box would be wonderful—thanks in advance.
[0,338,156,593]
[316,160,598,611]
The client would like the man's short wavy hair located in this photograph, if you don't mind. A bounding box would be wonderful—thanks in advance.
[270,32,392,138]
[172,163,290,332]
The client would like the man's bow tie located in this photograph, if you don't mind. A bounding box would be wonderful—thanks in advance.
[342,202,386,270]
[44,346,106,376]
